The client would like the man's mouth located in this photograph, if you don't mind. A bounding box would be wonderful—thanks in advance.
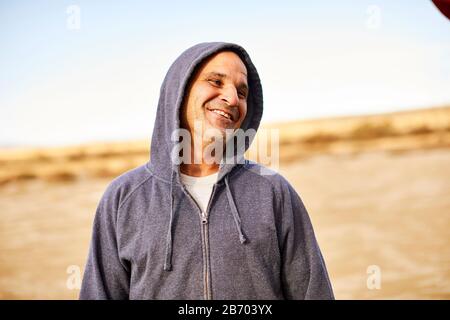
[206,107,236,122]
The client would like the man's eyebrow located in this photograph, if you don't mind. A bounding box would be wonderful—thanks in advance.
[204,71,249,93]
[204,71,226,79]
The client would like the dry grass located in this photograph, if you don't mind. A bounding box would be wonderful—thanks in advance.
[1,106,449,186]
[0,141,150,185]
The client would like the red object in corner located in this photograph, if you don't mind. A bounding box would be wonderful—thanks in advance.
[432,0,450,20]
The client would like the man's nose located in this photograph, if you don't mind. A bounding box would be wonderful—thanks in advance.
[220,85,239,107]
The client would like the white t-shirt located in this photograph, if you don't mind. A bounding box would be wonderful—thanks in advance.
[180,171,219,215]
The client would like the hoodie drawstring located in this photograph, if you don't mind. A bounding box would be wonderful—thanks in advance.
[164,171,247,272]
[163,170,176,271]
[224,175,247,244]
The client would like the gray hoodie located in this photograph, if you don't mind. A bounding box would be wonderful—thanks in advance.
[79,42,334,300]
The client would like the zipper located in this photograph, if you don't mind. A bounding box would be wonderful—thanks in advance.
[201,213,210,300]
[181,183,217,300]
[203,184,216,300]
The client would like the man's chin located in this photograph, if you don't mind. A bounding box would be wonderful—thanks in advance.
[204,125,237,141]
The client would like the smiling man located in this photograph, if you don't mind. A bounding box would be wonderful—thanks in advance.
[79,42,334,300]
[179,50,249,178]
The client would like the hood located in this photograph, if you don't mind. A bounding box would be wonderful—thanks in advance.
[147,42,263,272]
[149,42,263,184]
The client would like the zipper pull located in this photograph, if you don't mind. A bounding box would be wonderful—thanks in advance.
[201,212,208,224]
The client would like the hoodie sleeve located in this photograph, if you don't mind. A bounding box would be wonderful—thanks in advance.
[277,179,334,300]
[79,185,130,300]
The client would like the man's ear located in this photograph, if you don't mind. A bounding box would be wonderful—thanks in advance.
[179,105,186,129]
[179,98,189,130]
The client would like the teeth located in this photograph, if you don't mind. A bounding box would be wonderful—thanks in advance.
[211,109,231,120]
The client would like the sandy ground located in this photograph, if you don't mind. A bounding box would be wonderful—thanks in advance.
[1,148,449,299]
[279,149,450,299]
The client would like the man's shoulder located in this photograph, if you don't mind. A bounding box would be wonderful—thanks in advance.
[241,159,294,192]
[100,162,153,207]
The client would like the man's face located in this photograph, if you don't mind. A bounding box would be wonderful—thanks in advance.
[180,51,248,143]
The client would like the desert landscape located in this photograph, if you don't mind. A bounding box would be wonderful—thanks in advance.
[0,106,449,299]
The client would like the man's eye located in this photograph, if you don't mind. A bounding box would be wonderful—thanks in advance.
[238,91,247,98]
[208,79,222,86]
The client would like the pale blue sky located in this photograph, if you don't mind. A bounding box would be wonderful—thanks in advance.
[1,0,449,146]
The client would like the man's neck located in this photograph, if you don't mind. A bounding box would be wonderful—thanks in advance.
[180,163,219,177]
[179,140,223,177]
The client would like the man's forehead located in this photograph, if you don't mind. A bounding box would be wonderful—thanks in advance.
[201,51,247,77]
[202,70,248,81]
